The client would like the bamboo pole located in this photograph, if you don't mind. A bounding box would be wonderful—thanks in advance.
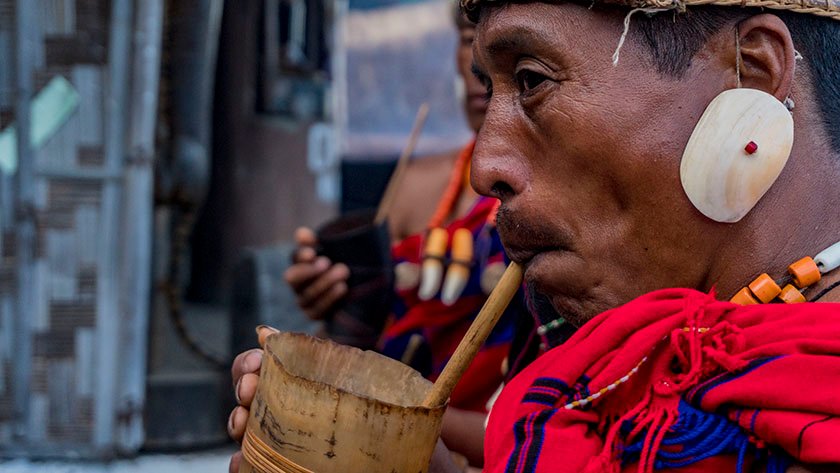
[374,103,430,225]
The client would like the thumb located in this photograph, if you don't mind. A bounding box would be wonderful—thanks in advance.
[295,227,318,247]
[256,325,280,348]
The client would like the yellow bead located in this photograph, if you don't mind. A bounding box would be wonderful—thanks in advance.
[424,227,448,258]
[787,257,821,288]
[450,228,474,264]
[730,287,760,305]
[778,284,806,304]
[748,274,782,303]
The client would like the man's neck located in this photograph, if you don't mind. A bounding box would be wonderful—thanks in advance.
[806,270,840,303]
[705,127,840,300]
[707,227,840,301]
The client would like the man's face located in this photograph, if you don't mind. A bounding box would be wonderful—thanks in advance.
[471,2,732,326]
[457,19,488,132]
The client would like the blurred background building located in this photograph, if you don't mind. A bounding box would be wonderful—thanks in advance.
[0,0,469,462]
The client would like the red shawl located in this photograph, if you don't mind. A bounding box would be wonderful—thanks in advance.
[485,288,840,473]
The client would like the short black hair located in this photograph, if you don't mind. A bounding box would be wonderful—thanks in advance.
[633,8,738,77]
[633,8,840,150]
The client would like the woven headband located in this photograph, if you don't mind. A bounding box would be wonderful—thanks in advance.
[461,0,840,21]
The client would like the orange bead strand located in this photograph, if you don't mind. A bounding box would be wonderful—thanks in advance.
[428,141,474,229]
[729,242,840,305]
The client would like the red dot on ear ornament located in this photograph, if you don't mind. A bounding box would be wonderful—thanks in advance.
[744,141,758,155]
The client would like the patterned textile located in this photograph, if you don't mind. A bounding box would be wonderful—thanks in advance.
[485,288,840,472]
[380,196,518,412]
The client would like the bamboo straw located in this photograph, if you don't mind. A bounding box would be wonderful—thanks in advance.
[374,103,430,225]
[422,262,524,408]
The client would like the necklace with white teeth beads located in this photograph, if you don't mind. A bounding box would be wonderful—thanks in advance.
[416,141,504,305]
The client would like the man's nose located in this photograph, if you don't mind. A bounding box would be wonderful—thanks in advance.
[470,110,527,203]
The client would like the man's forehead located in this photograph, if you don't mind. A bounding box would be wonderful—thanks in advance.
[471,2,610,60]
[476,22,555,55]
[471,9,555,72]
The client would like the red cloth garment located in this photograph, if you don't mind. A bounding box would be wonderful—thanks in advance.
[485,288,840,473]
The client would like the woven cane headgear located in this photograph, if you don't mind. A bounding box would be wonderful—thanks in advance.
[461,0,840,21]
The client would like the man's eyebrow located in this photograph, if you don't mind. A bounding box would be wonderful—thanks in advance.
[485,36,528,56]
[484,26,554,56]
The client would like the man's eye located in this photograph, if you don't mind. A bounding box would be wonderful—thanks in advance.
[516,69,548,93]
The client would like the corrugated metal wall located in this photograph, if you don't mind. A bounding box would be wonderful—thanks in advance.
[0,0,161,458]
[0,0,16,446]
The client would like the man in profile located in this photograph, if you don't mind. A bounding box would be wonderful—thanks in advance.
[464,1,840,471]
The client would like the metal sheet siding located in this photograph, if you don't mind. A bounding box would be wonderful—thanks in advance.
[0,0,161,458]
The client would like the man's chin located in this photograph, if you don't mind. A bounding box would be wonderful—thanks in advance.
[524,286,581,348]
[547,295,593,329]
[524,271,592,329]
[538,285,609,329]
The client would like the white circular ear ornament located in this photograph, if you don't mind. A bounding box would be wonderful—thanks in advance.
[680,88,794,223]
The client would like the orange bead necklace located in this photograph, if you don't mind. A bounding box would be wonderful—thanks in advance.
[418,141,501,305]
[730,240,840,305]
[537,241,840,345]
[428,141,474,229]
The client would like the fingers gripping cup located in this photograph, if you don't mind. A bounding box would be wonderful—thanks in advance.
[316,209,394,349]
[240,332,446,473]
[241,264,525,473]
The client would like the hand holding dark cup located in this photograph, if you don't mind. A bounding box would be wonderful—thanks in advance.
[284,227,350,321]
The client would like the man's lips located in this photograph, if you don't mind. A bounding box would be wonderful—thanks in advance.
[495,206,574,268]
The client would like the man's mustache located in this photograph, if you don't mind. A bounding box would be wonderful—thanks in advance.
[495,205,572,253]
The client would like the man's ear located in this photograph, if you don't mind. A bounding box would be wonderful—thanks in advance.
[736,14,796,102]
